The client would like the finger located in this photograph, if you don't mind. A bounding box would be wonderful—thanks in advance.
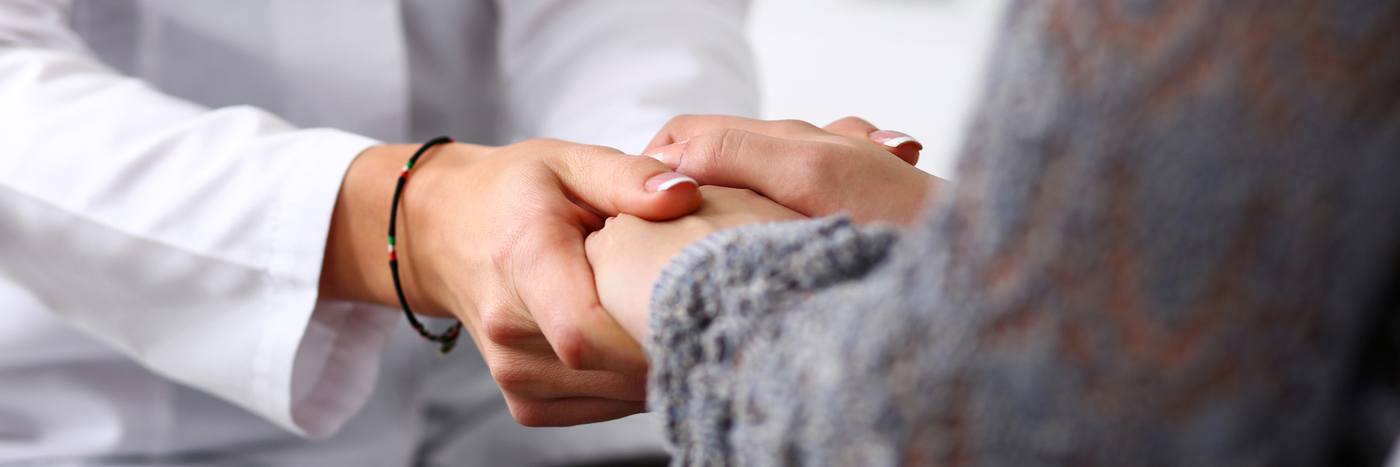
[821,115,879,138]
[515,223,648,376]
[546,146,701,222]
[644,115,826,154]
[491,348,648,401]
[822,116,922,166]
[867,130,922,165]
[646,129,842,217]
[504,396,647,427]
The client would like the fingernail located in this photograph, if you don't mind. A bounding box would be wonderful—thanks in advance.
[646,141,687,169]
[645,151,673,167]
[869,130,923,150]
[645,172,697,192]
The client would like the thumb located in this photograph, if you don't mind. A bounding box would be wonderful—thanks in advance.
[546,147,701,221]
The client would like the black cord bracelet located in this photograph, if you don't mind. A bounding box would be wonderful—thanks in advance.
[388,136,462,354]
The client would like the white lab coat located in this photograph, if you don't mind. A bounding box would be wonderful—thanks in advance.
[0,0,757,464]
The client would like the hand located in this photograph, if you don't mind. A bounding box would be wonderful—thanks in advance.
[585,186,804,341]
[644,115,942,225]
[320,139,701,426]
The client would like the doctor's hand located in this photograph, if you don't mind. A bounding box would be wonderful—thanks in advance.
[585,186,804,341]
[320,139,700,426]
[644,115,941,226]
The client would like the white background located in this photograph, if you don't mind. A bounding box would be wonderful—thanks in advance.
[748,0,1008,178]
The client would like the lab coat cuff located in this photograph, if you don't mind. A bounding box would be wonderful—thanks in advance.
[248,128,385,438]
[288,301,399,439]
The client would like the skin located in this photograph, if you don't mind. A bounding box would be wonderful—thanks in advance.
[318,139,699,426]
[315,115,937,426]
[586,186,805,339]
[646,115,939,225]
[591,116,945,341]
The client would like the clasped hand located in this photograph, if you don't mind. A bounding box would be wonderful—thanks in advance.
[320,116,937,427]
[588,116,939,342]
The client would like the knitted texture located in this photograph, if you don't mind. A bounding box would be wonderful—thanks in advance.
[646,0,1400,465]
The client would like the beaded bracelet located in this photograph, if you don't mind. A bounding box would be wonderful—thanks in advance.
[388,136,463,354]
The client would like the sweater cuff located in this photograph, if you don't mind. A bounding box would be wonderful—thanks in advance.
[645,216,897,449]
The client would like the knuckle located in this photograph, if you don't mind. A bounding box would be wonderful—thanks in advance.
[506,401,553,427]
[483,307,534,345]
[483,320,521,345]
[551,304,615,371]
[492,365,534,393]
[774,118,818,134]
[551,328,588,370]
[833,115,872,128]
[689,128,749,173]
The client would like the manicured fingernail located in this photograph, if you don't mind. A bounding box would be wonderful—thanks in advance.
[646,141,687,169]
[869,130,923,150]
[645,172,697,192]
[646,151,680,169]
[645,151,673,167]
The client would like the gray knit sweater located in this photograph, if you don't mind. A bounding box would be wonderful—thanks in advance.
[645,1,1400,465]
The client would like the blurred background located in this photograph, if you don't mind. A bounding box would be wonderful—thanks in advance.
[749,0,1008,178]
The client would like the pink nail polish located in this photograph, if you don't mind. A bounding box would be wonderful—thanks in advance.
[869,130,923,150]
[644,172,697,192]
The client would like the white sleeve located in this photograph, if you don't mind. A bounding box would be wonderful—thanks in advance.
[495,0,760,152]
[0,0,392,439]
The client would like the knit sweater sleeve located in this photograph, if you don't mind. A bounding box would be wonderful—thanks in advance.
[646,217,898,465]
[644,0,1400,466]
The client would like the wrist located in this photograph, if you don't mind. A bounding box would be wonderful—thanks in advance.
[320,143,450,316]
[392,143,470,317]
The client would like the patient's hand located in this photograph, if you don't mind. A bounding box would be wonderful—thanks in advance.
[585,186,804,341]
[644,115,940,226]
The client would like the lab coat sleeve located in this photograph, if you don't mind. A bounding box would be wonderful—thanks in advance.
[0,0,394,439]
[495,0,760,152]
